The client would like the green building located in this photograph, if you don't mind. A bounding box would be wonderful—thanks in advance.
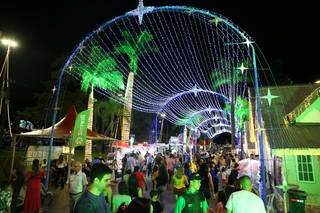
[248,84,320,212]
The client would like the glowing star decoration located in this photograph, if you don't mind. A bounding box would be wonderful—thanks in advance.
[261,88,279,106]
[78,42,85,53]
[209,17,223,26]
[237,63,248,74]
[242,36,254,48]
[126,0,154,25]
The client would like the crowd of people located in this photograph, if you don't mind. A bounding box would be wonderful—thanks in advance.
[0,147,267,213]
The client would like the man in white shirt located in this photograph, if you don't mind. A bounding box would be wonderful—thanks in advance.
[226,175,266,213]
[68,161,88,213]
[126,153,136,172]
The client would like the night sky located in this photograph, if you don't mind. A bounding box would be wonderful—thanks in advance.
[0,0,318,112]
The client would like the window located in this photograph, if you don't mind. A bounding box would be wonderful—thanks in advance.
[297,155,314,182]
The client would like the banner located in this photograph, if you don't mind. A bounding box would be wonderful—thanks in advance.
[71,109,90,147]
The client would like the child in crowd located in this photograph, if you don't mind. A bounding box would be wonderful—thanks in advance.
[172,167,188,199]
[150,190,163,213]
[214,191,226,213]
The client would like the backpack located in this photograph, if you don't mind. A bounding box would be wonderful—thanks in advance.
[117,202,128,213]
[181,191,206,213]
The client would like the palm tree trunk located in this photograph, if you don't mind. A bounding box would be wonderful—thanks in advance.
[84,86,94,161]
[121,72,134,143]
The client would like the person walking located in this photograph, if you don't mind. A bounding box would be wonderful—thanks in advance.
[172,167,188,199]
[74,163,112,213]
[198,163,215,200]
[112,181,131,213]
[68,161,88,213]
[226,176,266,213]
[23,159,45,213]
[174,173,209,213]
[56,155,66,188]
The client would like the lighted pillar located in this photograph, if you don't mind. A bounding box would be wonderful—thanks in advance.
[84,86,94,161]
[121,72,134,143]
[251,45,267,204]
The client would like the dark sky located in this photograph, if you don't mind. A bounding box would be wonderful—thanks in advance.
[0,0,318,111]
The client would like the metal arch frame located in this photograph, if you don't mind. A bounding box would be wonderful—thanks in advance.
[201,129,231,139]
[182,108,229,127]
[158,88,229,112]
[196,118,230,130]
[47,5,266,203]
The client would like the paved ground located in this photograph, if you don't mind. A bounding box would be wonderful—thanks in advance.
[43,177,215,213]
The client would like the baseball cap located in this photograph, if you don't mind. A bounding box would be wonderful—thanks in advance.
[189,173,202,181]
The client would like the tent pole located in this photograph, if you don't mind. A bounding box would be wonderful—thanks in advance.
[9,135,16,180]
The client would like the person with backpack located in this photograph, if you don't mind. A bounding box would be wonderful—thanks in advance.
[174,173,209,213]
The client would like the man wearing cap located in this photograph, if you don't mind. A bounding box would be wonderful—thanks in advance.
[226,175,266,213]
[174,173,209,213]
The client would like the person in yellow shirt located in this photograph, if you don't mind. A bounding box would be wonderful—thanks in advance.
[190,160,198,173]
[172,167,189,199]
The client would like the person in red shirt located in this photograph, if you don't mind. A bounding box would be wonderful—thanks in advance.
[23,159,45,213]
[134,166,147,191]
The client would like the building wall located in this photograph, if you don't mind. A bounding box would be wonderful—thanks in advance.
[282,155,320,206]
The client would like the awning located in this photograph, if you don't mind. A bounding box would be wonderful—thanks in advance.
[18,106,117,141]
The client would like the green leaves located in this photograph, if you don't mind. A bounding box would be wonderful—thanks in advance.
[75,30,158,92]
[75,46,124,93]
[114,30,157,75]
[224,97,249,130]
[210,61,249,91]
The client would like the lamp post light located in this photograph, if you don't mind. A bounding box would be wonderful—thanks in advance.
[1,38,18,48]
[1,38,18,136]
[1,38,18,181]
[159,113,166,143]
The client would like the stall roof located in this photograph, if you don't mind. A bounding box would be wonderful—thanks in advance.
[18,106,117,141]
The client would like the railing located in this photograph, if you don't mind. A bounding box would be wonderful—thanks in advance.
[285,87,320,124]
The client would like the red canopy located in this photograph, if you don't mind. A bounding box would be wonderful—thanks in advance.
[19,106,116,141]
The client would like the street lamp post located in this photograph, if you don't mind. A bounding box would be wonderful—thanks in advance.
[0,38,18,137]
[1,38,18,181]
[159,113,166,143]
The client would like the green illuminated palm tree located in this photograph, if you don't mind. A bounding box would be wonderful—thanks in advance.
[211,60,249,91]
[224,97,249,130]
[76,46,125,93]
[114,30,158,75]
